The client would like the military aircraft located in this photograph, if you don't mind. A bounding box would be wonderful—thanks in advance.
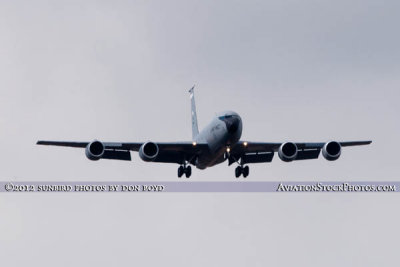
[37,87,371,178]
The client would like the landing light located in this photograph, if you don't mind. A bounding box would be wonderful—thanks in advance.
[192,142,197,146]
[226,147,231,153]
[243,142,248,147]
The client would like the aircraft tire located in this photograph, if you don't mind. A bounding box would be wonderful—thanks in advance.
[178,166,184,178]
[243,166,249,178]
[235,166,242,178]
[185,166,192,178]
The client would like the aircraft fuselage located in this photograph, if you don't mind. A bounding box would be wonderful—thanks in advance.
[193,111,242,169]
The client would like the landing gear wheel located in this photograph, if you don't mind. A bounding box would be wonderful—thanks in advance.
[185,166,192,178]
[243,166,249,178]
[178,166,184,178]
[235,166,243,178]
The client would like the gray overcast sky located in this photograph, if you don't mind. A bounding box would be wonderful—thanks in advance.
[0,0,399,266]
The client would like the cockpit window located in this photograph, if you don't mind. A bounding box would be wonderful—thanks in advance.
[218,115,234,120]
[218,114,240,133]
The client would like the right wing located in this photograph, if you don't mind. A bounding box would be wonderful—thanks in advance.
[36,140,209,164]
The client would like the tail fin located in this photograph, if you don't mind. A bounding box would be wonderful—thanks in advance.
[189,85,199,140]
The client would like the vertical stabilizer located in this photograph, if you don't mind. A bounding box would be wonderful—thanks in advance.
[189,85,199,140]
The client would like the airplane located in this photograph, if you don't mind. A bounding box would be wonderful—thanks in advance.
[37,86,371,178]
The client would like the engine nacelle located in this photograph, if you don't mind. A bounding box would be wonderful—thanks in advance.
[278,142,298,162]
[322,141,341,161]
[139,142,159,162]
[85,140,105,161]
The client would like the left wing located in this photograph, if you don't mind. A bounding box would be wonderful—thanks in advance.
[228,140,372,165]
[36,140,208,164]
[231,140,372,153]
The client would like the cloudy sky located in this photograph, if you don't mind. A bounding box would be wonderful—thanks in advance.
[0,0,399,266]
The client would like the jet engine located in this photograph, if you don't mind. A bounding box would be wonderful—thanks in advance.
[278,142,298,162]
[139,142,159,162]
[85,140,105,161]
[322,141,341,161]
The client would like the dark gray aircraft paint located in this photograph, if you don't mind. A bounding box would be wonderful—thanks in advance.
[37,87,371,178]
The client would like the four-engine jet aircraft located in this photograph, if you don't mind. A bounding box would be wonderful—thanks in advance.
[37,87,371,178]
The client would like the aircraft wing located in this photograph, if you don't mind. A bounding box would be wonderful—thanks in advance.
[231,140,372,153]
[228,140,372,164]
[36,140,209,164]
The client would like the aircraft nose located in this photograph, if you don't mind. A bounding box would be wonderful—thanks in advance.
[226,116,240,133]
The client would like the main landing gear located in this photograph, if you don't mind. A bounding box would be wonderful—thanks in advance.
[235,165,249,178]
[178,165,192,178]
[228,152,250,178]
